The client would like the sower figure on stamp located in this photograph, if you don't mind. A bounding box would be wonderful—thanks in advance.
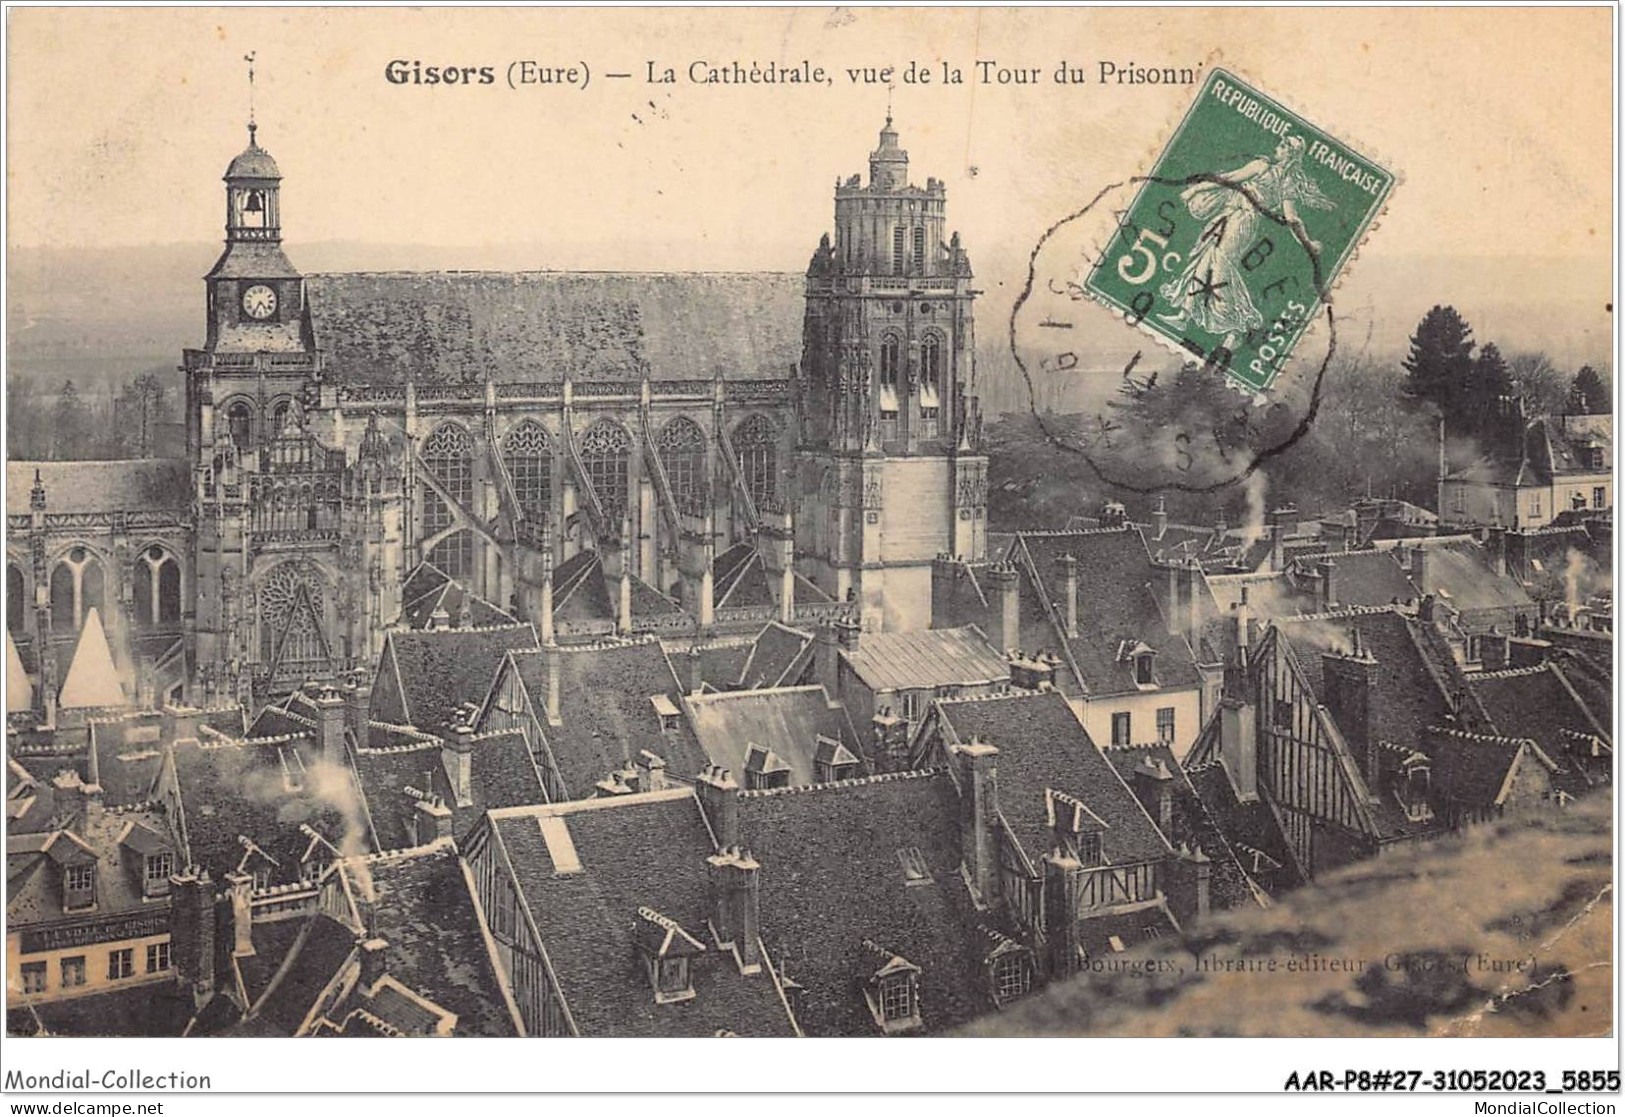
[1157,135,1334,354]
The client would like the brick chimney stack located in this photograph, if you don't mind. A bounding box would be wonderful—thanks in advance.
[316,686,346,765]
[951,735,1001,907]
[442,724,476,807]
[226,870,256,958]
[706,847,763,975]
[168,868,216,1001]
[695,765,740,849]
[1321,629,1380,787]
[984,563,1021,653]
[345,677,372,748]
[358,937,389,991]
[1042,852,1083,978]
[1317,557,1338,612]
[1055,553,1079,638]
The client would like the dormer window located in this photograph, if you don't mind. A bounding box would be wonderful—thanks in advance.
[863,943,924,1034]
[744,744,792,791]
[635,907,705,1005]
[814,735,861,784]
[650,694,682,733]
[992,953,1032,1002]
[64,862,96,911]
[144,852,174,896]
[1134,650,1156,687]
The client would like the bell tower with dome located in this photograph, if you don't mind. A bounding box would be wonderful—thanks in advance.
[794,117,988,631]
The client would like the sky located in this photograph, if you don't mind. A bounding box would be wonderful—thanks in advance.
[6,7,1615,364]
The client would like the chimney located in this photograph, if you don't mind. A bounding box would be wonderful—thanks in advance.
[1185,558,1202,641]
[537,551,556,646]
[413,793,454,845]
[345,678,372,745]
[636,749,668,792]
[706,847,762,975]
[226,870,256,958]
[1218,679,1258,802]
[1321,634,1380,786]
[545,644,562,724]
[316,687,346,764]
[686,645,704,697]
[871,707,909,772]
[1316,557,1338,612]
[836,616,861,654]
[1135,756,1177,839]
[1055,553,1078,638]
[358,937,389,991]
[1151,495,1168,541]
[985,563,1021,653]
[1419,593,1438,624]
[1007,650,1056,692]
[1410,545,1428,593]
[1042,852,1083,978]
[442,724,475,807]
[951,736,1001,907]
[169,868,216,999]
[1168,845,1213,924]
[161,703,200,746]
[1487,525,1508,578]
[1480,627,1510,672]
[1233,588,1251,651]
[429,604,451,630]
[695,765,740,849]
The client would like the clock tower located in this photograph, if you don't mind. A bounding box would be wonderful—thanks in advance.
[202,122,306,355]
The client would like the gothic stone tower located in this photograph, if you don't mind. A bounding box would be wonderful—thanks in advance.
[796,119,987,631]
[185,124,404,703]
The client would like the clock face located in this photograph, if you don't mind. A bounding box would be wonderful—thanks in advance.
[241,284,278,320]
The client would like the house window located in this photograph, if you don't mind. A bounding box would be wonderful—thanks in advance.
[60,956,86,988]
[65,863,96,909]
[879,974,914,1022]
[1134,651,1156,687]
[107,949,135,981]
[20,962,47,995]
[251,865,271,891]
[1451,486,1466,514]
[146,942,171,974]
[1594,486,1607,509]
[656,957,691,999]
[993,954,1031,1001]
[145,852,174,891]
[1273,699,1293,732]
[1156,707,1176,743]
[1529,493,1543,518]
[493,881,517,942]
[1111,712,1132,747]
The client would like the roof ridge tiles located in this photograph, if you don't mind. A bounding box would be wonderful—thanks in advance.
[736,765,946,799]
[1274,604,1405,623]
[1426,724,1538,747]
[1468,665,1552,680]
[1015,526,1134,538]
[356,740,441,756]
[465,727,526,744]
[409,621,536,637]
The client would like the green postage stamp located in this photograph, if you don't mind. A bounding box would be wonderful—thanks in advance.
[1085,68,1395,393]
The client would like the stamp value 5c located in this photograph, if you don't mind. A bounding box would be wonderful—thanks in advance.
[1085,68,1394,393]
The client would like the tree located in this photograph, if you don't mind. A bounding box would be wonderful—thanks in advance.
[1568,365,1610,415]
[51,379,86,460]
[1468,343,1515,433]
[1401,305,1476,419]
[1509,351,1568,417]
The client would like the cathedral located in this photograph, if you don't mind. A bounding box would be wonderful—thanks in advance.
[7,114,988,712]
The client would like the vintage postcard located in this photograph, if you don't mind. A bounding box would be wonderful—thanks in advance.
[1,4,1615,1105]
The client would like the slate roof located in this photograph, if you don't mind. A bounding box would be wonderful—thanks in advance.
[1182,758,1306,890]
[7,982,197,1038]
[1412,542,1533,614]
[1421,728,1540,810]
[243,913,359,1035]
[935,690,1170,869]
[684,685,866,787]
[713,542,777,608]
[6,801,178,929]
[1277,609,1458,761]
[736,770,991,1036]
[490,792,797,1036]
[841,625,1008,693]
[397,563,517,630]
[551,549,684,627]
[1467,663,1610,795]
[376,624,538,732]
[339,846,517,1035]
[1103,742,1261,911]
[168,735,364,885]
[7,460,190,515]
[737,622,814,690]
[1301,549,1419,609]
[679,637,754,692]
[1008,528,1201,698]
[352,725,544,850]
[304,271,804,386]
[510,640,707,799]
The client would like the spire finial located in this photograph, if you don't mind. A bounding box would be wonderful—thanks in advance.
[244,51,257,142]
[885,82,894,128]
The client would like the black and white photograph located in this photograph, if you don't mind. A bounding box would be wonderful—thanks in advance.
[1,4,1616,1108]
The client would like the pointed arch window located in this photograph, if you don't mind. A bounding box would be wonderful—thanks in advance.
[7,564,25,634]
[502,421,553,523]
[257,564,330,676]
[656,418,707,516]
[50,548,103,635]
[422,424,474,576]
[733,415,779,509]
[227,401,254,450]
[580,420,632,524]
[920,333,944,433]
[878,334,902,421]
[133,546,182,627]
